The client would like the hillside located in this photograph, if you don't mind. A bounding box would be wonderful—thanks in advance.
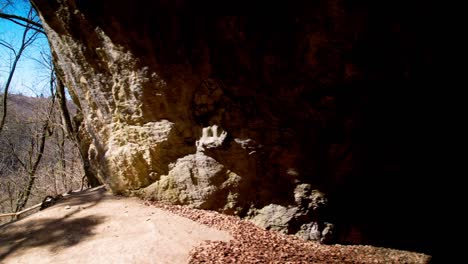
[0,93,82,223]
[6,93,76,117]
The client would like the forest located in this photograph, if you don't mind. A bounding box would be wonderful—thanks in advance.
[0,0,87,223]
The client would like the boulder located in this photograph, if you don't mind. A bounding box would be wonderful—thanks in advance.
[250,184,334,244]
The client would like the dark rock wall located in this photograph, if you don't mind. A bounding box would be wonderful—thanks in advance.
[31,0,436,254]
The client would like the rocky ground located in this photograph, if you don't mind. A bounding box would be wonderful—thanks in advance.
[149,202,432,264]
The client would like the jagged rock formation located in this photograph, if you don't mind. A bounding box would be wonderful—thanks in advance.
[249,185,334,244]
[31,0,435,253]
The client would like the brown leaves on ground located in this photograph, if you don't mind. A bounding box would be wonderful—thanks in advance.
[147,202,431,264]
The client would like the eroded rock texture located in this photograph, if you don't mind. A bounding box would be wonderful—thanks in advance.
[31,0,436,254]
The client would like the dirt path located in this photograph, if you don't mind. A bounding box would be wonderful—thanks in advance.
[0,186,231,264]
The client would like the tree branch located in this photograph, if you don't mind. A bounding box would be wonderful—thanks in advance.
[1,16,45,34]
[7,141,27,171]
[0,9,40,135]
[0,39,15,54]
[0,12,43,30]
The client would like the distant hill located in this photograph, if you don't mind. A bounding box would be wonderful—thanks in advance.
[5,93,76,119]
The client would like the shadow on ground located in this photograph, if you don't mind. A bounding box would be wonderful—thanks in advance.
[0,186,108,261]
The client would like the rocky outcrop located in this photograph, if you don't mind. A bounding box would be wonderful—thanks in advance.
[31,0,435,253]
[249,184,334,243]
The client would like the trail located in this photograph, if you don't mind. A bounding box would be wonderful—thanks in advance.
[0,186,231,264]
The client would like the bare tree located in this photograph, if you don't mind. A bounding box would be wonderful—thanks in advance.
[0,7,40,134]
[0,2,100,219]
[0,12,44,34]
[7,71,56,212]
[0,88,86,219]
[1,2,101,188]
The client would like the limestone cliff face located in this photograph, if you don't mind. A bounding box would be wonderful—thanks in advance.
[31,0,435,253]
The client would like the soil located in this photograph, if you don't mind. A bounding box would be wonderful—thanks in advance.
[0,186,231,264]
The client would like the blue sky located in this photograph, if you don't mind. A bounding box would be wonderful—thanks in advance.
[0,0,51,97]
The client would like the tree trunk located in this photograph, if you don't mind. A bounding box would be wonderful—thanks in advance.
[56,77,101,187]
[15,99,52,212]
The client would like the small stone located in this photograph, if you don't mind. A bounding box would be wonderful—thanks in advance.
[65,205,71,209]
